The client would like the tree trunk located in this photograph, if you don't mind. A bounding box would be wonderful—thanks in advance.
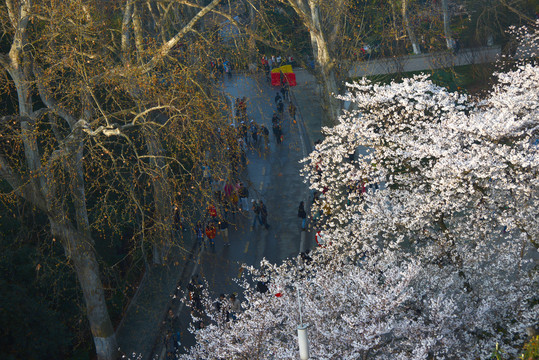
[441,0,452,49]
[307,0,341,125]
[401,0,420,54]
[246,0,258,64]
[145,128,174,265]
[317,62,341,125]
[5,48,118,360]
[50,219,119,360]
[390,1,398,40]
[132,4,145,62]
[45,124,119,360]
[5,64,119,360]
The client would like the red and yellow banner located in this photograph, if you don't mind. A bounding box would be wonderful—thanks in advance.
[270,65,297,87]
[271,65,293,74]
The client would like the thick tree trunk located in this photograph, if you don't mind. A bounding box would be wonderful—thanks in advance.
[5,68,119,360]
[401,0,420,54]
[317,62,341,125]
[246,0,258,64]
[151,176,172,265]
[441,0,453,49]
[390,1,398,40]
[45,126,119,360]
[307,0,341,125]
[6,53,118,360]
[50,219,118,360]
[145,129,173,265]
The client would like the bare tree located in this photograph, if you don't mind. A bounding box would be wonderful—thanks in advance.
[0,0,230,358]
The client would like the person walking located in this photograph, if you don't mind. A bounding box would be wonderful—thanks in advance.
[288,102,296,121]
[250,120,259,149]
[273,123,283,144]
[195,221,204,248]
[271,112,280,126]
[230,184,240,212]
[251,199,262,230]
[205,222,216,248]
[276,98,284,114]
[260,125,270,152]
[239,120,249,146]
[213,294,228,323]
[281,82,289,101]
[188,275,203,314]
[218,217,230,246]
[274,92,282,106]
[216,58,223,77]
[163,308,181,348]
[202,163,212,186]
[259,200,270,230]
[207,204,217,221]
[224,180,234,200]
[264,62,270,83]
[298,201,307,230]
[224,60,232,78]
[256,277,269,293]
[164,332,176,360]
[238,182,250,212]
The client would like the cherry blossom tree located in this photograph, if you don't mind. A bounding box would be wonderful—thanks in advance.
[182,24,538,360]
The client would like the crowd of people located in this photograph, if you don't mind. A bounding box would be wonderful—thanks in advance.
[209,58,233,79]
[261,54,295,70]
[161,59,307,359]
[185,89,294,255]
[210,54,295,81]
[261,54,295,82]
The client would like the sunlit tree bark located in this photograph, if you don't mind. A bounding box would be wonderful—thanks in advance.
[441,0,453,49]
[400,0,420,54]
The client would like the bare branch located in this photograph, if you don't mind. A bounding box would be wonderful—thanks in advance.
[5,0,18,29]
[0,152,47,212]
[140,0,221,74]
[8,0,31,69]
[499,0,536,24]
[34,65,77,129]
[183,1,289,53]
[130,105,178,126]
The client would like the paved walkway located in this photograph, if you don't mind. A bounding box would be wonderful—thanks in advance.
[292,69,324,144]
[349,46,501,77]
[158,73,317,358]
[115,235,196,358]
[116,72,318,360]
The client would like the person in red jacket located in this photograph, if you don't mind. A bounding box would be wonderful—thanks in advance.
[205,223,216,248]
